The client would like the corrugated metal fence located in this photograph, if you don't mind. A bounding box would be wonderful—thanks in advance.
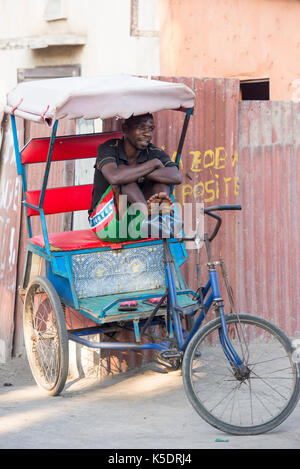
[237,101,300,337]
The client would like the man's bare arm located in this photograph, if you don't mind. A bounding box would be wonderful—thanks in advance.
[100,159,163,186]
[144,166,182,185]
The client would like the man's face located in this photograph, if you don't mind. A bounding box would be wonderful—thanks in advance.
[124,115,155,151]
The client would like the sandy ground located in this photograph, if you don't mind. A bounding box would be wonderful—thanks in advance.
[0,355,300,451]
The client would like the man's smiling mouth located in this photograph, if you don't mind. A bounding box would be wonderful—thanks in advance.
[139,139,150,145]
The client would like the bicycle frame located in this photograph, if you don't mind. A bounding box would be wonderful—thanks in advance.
[162,237,244,371]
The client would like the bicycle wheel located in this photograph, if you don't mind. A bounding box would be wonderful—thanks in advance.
[23,276,69,396]
[182,314,300,435]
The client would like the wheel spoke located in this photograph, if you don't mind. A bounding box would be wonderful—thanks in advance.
[249,370,289,400]
[23,277,68,395]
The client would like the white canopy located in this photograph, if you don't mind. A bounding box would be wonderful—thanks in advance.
[5,75,195,127]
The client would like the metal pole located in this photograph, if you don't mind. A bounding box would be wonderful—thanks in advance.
[39,120,58,208]
[175,107,193,166]
[10,115,32,238]
[170,107,193,195]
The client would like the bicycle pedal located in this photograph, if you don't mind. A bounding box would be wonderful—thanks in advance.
[155,355,182,371]
[160,350,182,360]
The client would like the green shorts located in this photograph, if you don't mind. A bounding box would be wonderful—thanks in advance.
[89,186,147,243]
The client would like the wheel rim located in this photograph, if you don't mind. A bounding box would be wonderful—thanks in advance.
[188,316,299,430]
[24,282,64,391]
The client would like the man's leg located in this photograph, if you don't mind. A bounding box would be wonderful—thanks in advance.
[119,182,147,205]
[117,182,148,239]
[119,181,173,212]
[119,181,177,238]
[143,181,183,238]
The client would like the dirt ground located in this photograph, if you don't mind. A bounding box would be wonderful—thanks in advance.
[0,354,300,451]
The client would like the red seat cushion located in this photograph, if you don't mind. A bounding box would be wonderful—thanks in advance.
[29,229,155,251]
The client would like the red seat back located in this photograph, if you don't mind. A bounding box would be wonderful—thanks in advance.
[21,131,123,164]
[25,185,93,216]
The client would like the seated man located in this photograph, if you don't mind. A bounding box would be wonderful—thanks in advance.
[88,113,182,242]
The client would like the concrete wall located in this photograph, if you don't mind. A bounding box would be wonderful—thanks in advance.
[0,0,160,105]
[158,0,300,100]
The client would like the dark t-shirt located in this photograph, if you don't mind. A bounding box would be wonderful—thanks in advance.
[89,138,176,216]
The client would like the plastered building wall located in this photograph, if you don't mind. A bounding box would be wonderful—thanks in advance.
[158,0,300,101]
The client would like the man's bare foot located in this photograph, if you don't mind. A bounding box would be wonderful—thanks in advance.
[147,192,174,216]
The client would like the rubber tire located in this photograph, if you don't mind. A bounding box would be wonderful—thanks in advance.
[182,313,300,435]
[24,276,69,396]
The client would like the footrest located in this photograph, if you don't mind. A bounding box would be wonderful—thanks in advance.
[142,297,167,307]
[118,300,138,311]
[77,289,198,324]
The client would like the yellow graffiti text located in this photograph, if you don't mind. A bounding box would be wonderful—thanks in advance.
[181,176,239,205]
[190,148,238,172]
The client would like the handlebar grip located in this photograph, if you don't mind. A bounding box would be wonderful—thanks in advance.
[204,204,242,213]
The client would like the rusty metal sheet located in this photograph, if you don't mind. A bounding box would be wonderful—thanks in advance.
[153,77,240,317]
[237,101,300,337]
[0,115,23,362]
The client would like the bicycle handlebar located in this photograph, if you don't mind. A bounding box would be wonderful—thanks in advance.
[204,204,242,242]
[204,204,242,213]
[176,204,242,244]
